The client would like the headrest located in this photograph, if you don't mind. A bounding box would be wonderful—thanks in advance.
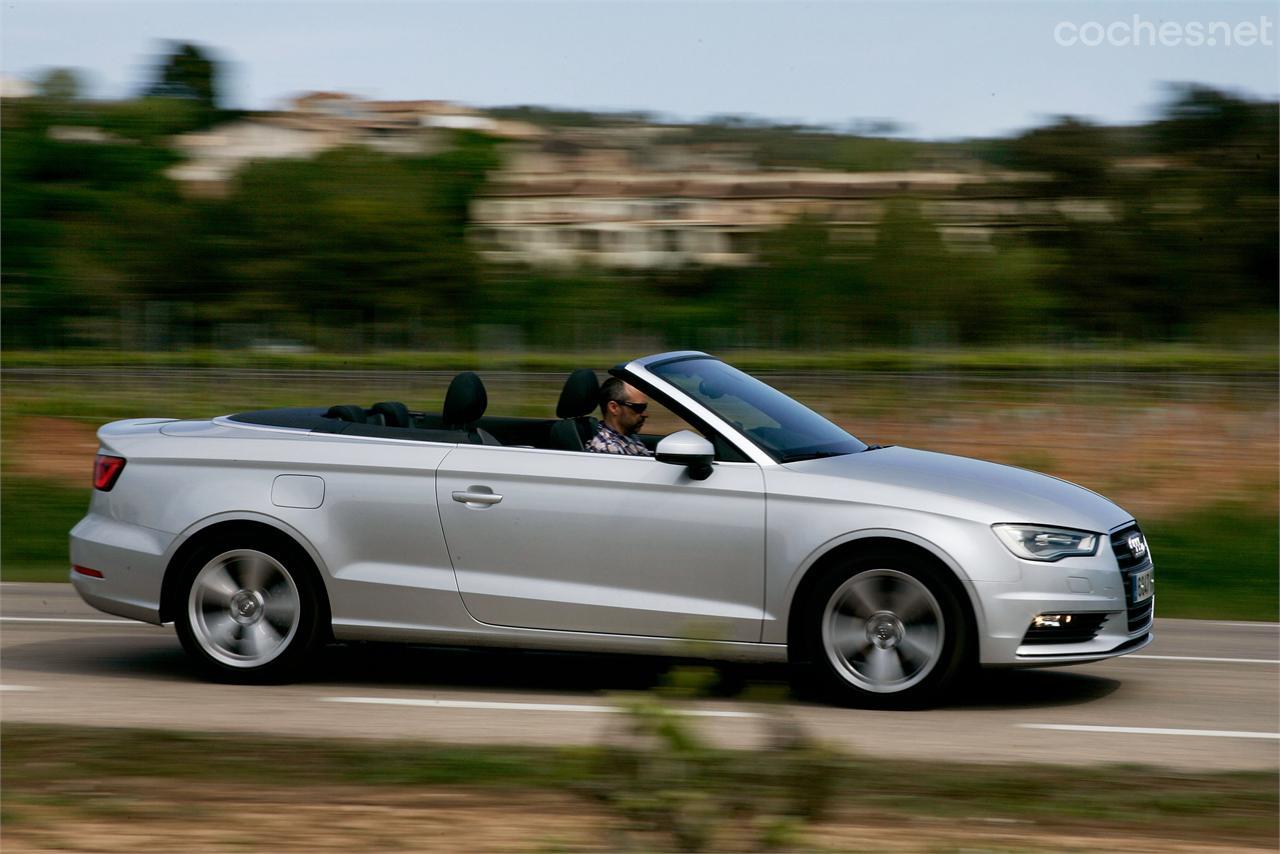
[325,404,366,423]
[371,401,411,428]
[556,369,600,419]
[442,372,488,428]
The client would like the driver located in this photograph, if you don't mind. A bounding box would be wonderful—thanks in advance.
[586,377,654,456]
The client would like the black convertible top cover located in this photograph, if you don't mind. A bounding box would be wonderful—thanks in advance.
[227,407,469,443]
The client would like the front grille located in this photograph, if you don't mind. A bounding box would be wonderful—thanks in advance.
[1111,525,1149,569]
[1112,524,1155,634]
[1021,612,1109,645]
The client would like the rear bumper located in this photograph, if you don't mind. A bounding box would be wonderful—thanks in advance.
[69,512,174,625]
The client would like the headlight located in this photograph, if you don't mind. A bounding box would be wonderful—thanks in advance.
[992,524,1099,561]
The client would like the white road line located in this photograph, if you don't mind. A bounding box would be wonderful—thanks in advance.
[0,616,153,626]
[1210,622,1280,629]
[0,684,39,691]
[323,696,759,719]
[1020,724,1280,740]
[1128,654,1280,664]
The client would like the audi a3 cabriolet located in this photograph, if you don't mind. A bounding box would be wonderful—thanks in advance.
[70,351,1154,706]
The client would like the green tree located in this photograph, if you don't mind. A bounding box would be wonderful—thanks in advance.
[1152,83,1262,160]
[137,42,223,134]
[216,137,499,347]
[1,96,180,347]
[1001,117,1114,196]
[146,42,219,108]
[36,68,82,101]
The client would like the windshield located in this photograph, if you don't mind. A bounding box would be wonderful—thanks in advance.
[649,357,867,462]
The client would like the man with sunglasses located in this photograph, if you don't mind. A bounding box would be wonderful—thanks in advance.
[586,377,654,456]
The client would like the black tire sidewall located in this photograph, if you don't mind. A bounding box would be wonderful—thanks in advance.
[174,531,325,684]
[794,551,971,709]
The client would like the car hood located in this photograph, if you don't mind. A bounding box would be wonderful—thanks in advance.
[781,446,1133,532]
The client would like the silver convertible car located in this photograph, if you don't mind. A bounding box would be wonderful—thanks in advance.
[70,351,1154,707]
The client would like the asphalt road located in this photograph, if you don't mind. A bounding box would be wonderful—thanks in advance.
[3,582,1277,771]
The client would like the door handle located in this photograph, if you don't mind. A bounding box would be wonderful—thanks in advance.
[452,490,503,507]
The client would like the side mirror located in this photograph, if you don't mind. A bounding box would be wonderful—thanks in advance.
[655,430,715,481]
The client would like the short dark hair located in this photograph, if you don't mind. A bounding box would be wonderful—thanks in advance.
[599,376,630,415]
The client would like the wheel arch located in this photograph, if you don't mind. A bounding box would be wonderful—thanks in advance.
[159,513,332,627]
[783,531,983,660]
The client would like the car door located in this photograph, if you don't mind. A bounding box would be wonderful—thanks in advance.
[435,445,766,642]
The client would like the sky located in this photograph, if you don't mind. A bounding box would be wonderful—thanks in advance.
[2,0,1277,139]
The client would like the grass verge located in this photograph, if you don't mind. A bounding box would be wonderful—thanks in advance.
[4,474,1273,621]
[0,477,87,582]
[2,723,1275,852]
[1144,503,1279,621]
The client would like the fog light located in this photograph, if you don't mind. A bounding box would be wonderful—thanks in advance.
[1022,612,1108,645]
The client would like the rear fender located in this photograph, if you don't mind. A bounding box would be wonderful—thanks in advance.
[159,511,332,623]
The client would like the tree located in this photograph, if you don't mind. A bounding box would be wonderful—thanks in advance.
[37,68,82,101]
[1152,83,1259,158]
[1002,117,1113,196]
[145,42,219,110]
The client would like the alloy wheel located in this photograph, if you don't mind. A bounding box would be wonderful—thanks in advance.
[187,549,301,668]
[821,568,945,693]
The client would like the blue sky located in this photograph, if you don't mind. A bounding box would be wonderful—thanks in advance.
[3,0,1276,138]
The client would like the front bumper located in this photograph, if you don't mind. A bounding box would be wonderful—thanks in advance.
[971,532,1154,666]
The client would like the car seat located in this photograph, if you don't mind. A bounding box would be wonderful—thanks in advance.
[324,405,367,423]
[442,372,501,446]
[549,369,601,451]
[371,401,412,428]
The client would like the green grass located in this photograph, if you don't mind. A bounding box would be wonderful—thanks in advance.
[4,345,1278,373]
[0,477,87,582]
[2,476,1274,620]
[2,723,1275,847]
[1145,503,1279,621]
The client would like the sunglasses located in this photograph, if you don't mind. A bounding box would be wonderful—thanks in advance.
[614,400,648,413]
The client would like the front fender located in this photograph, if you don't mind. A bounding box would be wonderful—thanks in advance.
[763,521,1000,647]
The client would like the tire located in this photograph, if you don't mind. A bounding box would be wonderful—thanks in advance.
[174,532,326,683]
[792,551,971,709]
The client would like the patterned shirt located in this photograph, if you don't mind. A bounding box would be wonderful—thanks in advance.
[586,423,653,456]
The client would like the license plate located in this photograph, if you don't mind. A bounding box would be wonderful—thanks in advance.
[1132,568,1154,603]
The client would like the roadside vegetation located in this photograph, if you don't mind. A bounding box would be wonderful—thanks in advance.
[3,720,1275,852]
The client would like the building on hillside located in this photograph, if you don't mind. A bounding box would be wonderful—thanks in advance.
[469,169,1059,268]
[0,74,34,99]
[166,91,543,195]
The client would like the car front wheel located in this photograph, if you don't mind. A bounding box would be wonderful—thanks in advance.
[795,553,971,708]
[175,536,325,683]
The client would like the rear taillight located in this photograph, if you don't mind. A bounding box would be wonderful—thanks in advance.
[93,454,126,491]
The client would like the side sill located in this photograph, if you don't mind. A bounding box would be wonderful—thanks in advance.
[332,620,789,663]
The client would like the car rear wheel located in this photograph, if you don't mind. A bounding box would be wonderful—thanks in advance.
[794,553,970,709]
[175,535,325,683]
